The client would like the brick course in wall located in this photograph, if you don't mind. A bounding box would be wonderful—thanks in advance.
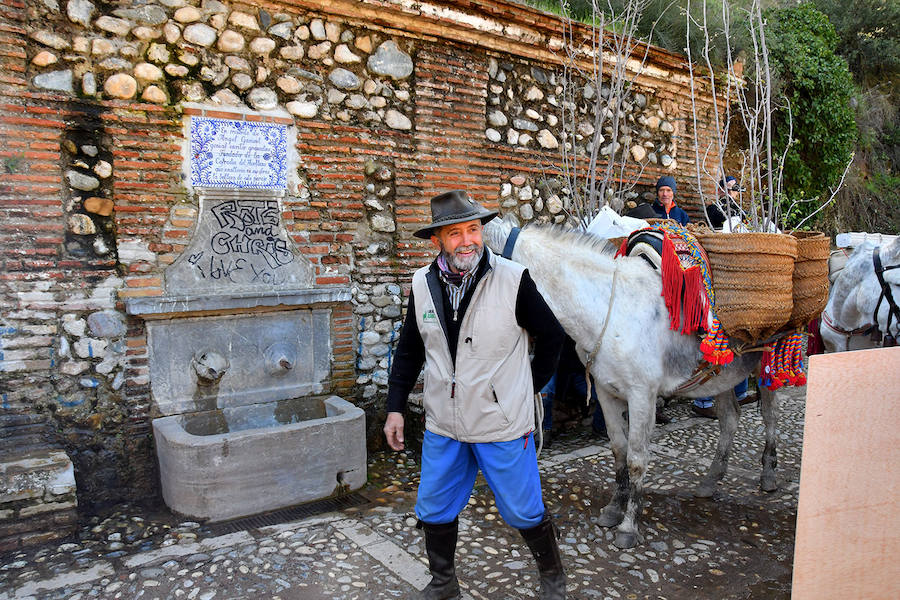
[0,0,725,513]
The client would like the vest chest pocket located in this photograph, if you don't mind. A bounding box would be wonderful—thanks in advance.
[464,307,518,359]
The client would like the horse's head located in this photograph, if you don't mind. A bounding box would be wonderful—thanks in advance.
[881,237,900,285]
[823,237,900,351]
[482,212,519,255]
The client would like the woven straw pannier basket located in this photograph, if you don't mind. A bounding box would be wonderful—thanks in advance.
[695,232,799,344]
[786,231,830,329]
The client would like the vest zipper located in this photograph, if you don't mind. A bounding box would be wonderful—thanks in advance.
[451,374,456,398]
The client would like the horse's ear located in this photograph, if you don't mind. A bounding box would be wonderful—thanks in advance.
[884,236,900,261]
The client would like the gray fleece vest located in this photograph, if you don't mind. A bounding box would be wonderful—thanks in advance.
[412,251,535,443]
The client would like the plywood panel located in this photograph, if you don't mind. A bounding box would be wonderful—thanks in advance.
[793,347,900,600]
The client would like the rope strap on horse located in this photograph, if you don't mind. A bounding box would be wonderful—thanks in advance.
[672,362,724,395]
[583,263,619,404]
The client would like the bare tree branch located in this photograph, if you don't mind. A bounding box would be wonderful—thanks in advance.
[791,153,854,230]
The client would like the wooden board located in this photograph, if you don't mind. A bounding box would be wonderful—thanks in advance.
[793,347,900,599]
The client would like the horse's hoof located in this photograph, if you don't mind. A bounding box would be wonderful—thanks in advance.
[694,482,716,498]
[760,474,778,492]
[613,530,640,549]
[596,507,624,528]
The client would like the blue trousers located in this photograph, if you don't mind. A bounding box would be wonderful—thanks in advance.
[415,430,546,530]
[541,373,605,432]
[694,379,750,408]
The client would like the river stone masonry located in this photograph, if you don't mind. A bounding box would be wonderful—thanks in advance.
[61,127,116,259]
[353,159,402,398]
[496,173,578,226]
[26,1,416,130]
[484,57,678,170]
[352,281,403,400]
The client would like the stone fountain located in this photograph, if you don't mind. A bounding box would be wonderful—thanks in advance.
[126,110,364,522]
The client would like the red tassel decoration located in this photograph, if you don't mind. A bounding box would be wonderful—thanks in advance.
[680,265,708,334]
[759,332,806,390]
[660,233,684,332]
[621,223,738,369]
[658,234,710,335]
[699,317,734,365]
[758,349,776,390]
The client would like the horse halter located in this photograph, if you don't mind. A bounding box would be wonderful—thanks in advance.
[820,310,874,352]
[873,245,900,347]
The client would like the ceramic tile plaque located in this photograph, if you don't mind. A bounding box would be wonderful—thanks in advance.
[189,117,287,190]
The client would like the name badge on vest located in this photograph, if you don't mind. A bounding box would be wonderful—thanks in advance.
[422,309,437,323]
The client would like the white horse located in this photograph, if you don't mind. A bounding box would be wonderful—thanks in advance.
[483,217,777,548]
[821,237,900,353]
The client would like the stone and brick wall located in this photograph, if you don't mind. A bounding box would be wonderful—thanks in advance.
[1,0,724,511]
[0,414,78,551]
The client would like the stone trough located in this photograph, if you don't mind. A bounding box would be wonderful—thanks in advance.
[127,178,364,522]
[152,395,364,522]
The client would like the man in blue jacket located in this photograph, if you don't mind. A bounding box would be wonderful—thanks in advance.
[651,175,690,225]
[384,190,567,599]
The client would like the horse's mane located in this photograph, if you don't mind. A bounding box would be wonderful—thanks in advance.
[848,241,876,261]
[847,237,900,262]
[522,223,619,257]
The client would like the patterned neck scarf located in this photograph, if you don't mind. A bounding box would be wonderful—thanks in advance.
[437,253,480,311]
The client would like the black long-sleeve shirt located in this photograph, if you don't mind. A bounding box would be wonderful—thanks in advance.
[386,253,564,414]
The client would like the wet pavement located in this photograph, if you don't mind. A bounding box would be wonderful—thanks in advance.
[0,386,804,600]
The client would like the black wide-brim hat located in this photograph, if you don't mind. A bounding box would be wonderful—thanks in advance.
[413,190,499,239]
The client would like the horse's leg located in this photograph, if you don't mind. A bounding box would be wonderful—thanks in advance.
[759,386,779,492]
[695,388,740,498]
[596,391,629,528]
[613,391,655,549]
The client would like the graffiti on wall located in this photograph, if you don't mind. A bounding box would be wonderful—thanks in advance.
[184,199,296,285]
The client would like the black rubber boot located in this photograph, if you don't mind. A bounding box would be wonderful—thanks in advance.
[520,515,567,599]
[419,519,461,600]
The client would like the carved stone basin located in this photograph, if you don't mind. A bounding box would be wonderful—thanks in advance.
[126,284,361,523]
[152,396,365,522]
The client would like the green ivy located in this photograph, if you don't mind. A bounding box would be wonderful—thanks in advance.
[764,3,857,224]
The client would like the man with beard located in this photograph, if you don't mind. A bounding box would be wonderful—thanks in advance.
[384,190,567,599]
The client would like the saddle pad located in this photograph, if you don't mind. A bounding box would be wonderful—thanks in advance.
[618,223,715,334]
[621,228,710,281]
[624,230,664,271]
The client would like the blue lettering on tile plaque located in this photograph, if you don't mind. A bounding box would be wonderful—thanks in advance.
[190,117,288,189]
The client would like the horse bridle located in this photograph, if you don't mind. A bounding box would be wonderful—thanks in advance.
[819,244,899,351]
[820,311,874,352]
[872,245,900,346]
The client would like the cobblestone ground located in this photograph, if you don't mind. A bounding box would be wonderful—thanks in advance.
[0,387,805,600]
